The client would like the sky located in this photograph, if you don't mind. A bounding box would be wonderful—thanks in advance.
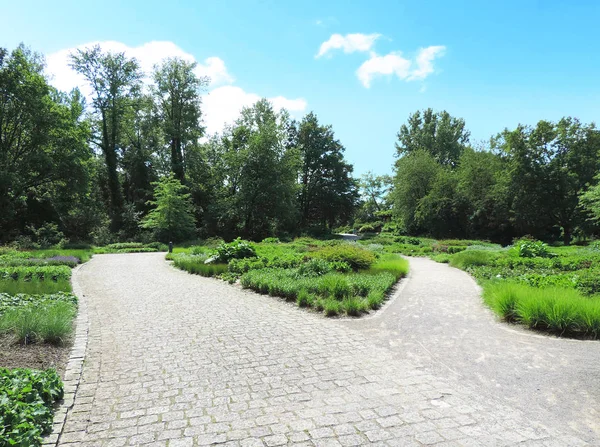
[2,0,599,176]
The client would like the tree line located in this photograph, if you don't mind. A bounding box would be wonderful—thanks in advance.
[0,44,357,244]
[2,43,600,246]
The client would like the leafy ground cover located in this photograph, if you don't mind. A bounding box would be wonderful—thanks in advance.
[359,233,600,338]
[169,238,408,317]
[0,367,64,446]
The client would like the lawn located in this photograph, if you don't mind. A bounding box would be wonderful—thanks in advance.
[356,233,600,338]
[169,237,409,317]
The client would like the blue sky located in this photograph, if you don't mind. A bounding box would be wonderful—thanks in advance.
[2,0,599,176]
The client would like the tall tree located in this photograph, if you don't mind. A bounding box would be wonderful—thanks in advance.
[70,45,142,232]
[393,149,441,234]
[152,58,207,182]
[357,172,392,222]
[295,112,358,231]
[494,118,600,244]
[0,45,91,241]
[396,108,470,166]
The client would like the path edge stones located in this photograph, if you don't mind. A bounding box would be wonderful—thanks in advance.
[42,262,90,447]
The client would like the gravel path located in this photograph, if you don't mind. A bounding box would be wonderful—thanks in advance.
[56,253,596,446]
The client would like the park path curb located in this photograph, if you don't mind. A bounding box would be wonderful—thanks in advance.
[42,263,90,446]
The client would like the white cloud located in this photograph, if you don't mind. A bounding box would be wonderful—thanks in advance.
[316,33,380,58]
[356,52,411,88]
[355,45,446,88]
[45,40,234,94]
[45,40,305,136]
[202,86,307,135]
[408,46,446,81]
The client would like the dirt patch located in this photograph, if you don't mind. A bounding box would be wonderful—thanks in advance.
[0,334,72,377]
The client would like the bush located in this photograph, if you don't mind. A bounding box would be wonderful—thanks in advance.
[0,266,71,282]
[576,270,600,296]
[0,368,64,446]
[0,292,77,317]
[514,239,551,258]
[296,289,314,308]
[318,275,351,300]
[261,237,280,244]
[343,297,367,316]
[323,298,342,316]
[312,244,376,271]
[296,259,331,277]
[207,238,257,264]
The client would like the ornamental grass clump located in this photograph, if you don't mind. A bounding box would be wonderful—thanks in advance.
[483,281,600,338]
[312,243,376,271]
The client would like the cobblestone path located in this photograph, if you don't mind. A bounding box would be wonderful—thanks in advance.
[57,253,593,446]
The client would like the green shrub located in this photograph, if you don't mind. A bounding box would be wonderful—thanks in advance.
[261,237,280,244]
[323,298,342,316]
[343,297,367,316]
[0,292,77,317]
[576,270,600,296]
[367,291,385,309]
[312,244,376,270]
[296,289,314,308]
[318,275,351,300]
[0,266,71,282]
[297,259,331,277]
[0,368,64,446]
[514,239,551,258]
[208,238,257,264]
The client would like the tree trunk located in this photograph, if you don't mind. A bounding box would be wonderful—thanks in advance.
[563,225,572,246]
[171,137,184,182]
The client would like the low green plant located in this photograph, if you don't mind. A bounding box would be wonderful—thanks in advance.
[207,238,257,264]
[343,296,367,316]
[0,266,71,282]
[312,243,376,270]
[0,292,77,317]
[0,367,64,446]
[323,297,342,316]
[367,291,385,309]
[449,250,498,270]
[0,300,76,344]
[318,275,351,300]
[296,258,331,277]
[367,255,409,280]
[514,238,551,258]
[0,278,72,295]
[173,255,228,277]
[296,289,314,308]
[483,282,600,337]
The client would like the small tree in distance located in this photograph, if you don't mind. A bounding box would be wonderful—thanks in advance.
[141,175,196,242]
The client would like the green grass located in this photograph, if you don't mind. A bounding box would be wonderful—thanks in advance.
[448,250,499,270]
[0,279,71,295]
[483,282,600,338]
[367,254,409,280]
[172,255,228,277]
[0,301,76,345]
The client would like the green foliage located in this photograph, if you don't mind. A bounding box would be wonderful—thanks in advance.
[0,300,76,344]
[0,266,71,282]
[483,282,600,337]
[141,175,196,242]
[209,238,257,264]
[0,368,64,446]
[172,255,228,277]
[514,239,551,258]
[448,250,498,270]
[367,255,409,280]
[0,279,71,295]
[312,244,376,271]
[0,292,77,317]
[296,259,331,277]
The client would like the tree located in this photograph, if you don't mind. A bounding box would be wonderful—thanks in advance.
[152,58,208,182]
[0,45,91,241]
[70,45,142,232]
[393,150,441,234]
[356,172,392,223]
[396,108,470,166]
[140,175,196,242]
[295,112,358,231]
[494,118,600,244]
[581,173,600,223]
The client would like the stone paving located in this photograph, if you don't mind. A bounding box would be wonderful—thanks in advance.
[55,253,590,446]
